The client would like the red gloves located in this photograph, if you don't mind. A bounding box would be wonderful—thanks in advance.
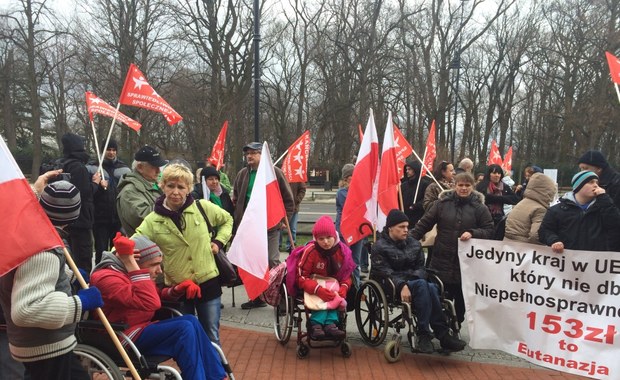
[175,280,202,299]
[338,284,348,299]
[113,232,135,255]
[316,287,335,302]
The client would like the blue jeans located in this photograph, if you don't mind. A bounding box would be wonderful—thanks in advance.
[282,212,299,250]
[181,296,221,346]
[349,240,363,288]
[135,315,225,380]
[407,279,449,338]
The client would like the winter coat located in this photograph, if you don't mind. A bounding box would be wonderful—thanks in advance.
[400,163,430,225]
[411,190,494,284]
[475,180,520,226]
[598,166,620,207]
[90,252,161,341]
[370,231,426,294]
[117,171,163,236]
[61,134,96,229]
[538,192,620,252]
[297,242,353,296]
[88,159,131,224]
[289,182,307,213]
[505,173,556,244]
[423,179,454,211]
[190,184,235,216]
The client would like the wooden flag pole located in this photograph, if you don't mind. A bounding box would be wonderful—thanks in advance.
[96,103,121,177]
[283,215,295,250]
[63,247,142,380]
[615,83,620,104]
[410,148,443,191]
[274,149,289,166]
[398,183,404,212]
[89,120,106,189]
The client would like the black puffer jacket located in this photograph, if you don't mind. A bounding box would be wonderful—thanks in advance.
[598,167,620,207]
[411,189,494,284]
[538,192,620,251]
[400,161,431,226]
[370,231,426,294]
[61,133,96,229]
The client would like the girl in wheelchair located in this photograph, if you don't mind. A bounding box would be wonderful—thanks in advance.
[371,209,467,354]
[297,216,355,340]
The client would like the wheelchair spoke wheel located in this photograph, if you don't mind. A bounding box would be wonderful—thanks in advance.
[384,340,401,363]
[273,281,293,344]
[355,280,388,347]
[74,343,124,380]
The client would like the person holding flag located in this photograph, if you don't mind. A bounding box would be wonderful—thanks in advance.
[400,160,430,226]
[232,142,295,309]
[191,166,235,216]
[422,161,455,211]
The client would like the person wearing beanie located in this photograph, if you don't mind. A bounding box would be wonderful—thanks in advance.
[400,160,431,226]
[297,216,355,340]
[190,166,234,216]
[578,150,620,207]
[0,173,103,379]
[202,153,232,193]
[88,138,131,265]
[233,142,294,310]
[539,170,620,253]
[90,233,226,380]
[60,132,102,272]
[412,172,494,324]
[372,208,468,354]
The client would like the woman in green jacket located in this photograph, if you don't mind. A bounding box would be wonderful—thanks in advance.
[135,163,233,345]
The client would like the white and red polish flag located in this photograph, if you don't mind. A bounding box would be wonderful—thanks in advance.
[0,139,63,276]
[118,63,182,126]
[392,124,413,178]
[227,142,286,299]
[502,146,513,174]
[487,139,503,166]
[340,110,379,245]
[421,120,437,177]
[376,112,401,230]
[85,91,142,132]
[281,130,310,183]
[605,51,620,84]
[208,121,229,170]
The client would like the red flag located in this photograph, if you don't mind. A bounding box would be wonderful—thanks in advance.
[502,146,513,174]
[606,51,620,85]
[85,91,142,131]
[421,120,437,177]
[357,124,364,145]
[487,140,503,166]
[227,142,286,299]
[392,124,413,178]
[0,139,64,276]
[118,63,182,126]
[341,110,379,245]
[208,121,229,170]
[377,112,401,230]
[282,131,310,183]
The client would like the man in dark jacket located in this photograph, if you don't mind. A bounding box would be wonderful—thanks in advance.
[578,150,620,207]
[539,171,620,252]
[89,139,131,264]
[61,133,102,272]
[371,209,467,354]
[400,160,430,226]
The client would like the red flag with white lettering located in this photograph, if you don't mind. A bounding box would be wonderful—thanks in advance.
[208,121,229,170]
[85,91,142,131]
[487,140,503,166]
[281,131,310,183]
[118,63,182,126]
[392,124,413,178]
[421,120,436,177]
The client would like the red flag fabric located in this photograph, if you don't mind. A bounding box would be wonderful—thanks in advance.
[208,121,229,170]
[0,139,63,276]
[340,111,379,245]
[85,91,142,131]
[377,112,401,230]
[487,140,503,166]
[118,63,182,126]
[392,124,414,178]
[227,142,286,299]
[281,131,310,183]
[421,120,437,177]
[502,146,513,174]
[357,124,364,145]
[606,51,620,85]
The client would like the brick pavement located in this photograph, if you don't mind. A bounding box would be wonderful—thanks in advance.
[219,326,588,380]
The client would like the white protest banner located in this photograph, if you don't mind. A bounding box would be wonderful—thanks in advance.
[459,238,619,379]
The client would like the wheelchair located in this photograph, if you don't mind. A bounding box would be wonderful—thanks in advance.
[354,270,460,362]
[273,269,352,359]
[75,305,235,379]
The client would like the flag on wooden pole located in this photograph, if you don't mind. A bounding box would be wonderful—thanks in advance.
[281,131,310,183]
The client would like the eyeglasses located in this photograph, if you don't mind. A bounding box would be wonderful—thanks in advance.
[244,151,261,156]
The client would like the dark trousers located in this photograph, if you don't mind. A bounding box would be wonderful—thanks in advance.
[23,352,88,380]
[444,283,465,323]
[93,222,121,264]
[68,227,94,272]
[407,279,449,338]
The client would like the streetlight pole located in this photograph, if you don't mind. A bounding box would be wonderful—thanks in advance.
[450,0,466,163]
[253,0,260,141]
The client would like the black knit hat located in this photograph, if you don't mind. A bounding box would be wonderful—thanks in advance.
[39,180,81,226]
[578,150,608,169]
[101,139,118,152]
[201,166,220,180]
[385,209,409,228]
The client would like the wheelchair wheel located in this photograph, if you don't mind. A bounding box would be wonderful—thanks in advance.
[354,280,389,346]
[74,343,124,380]
[384,340,401,363]
[341,341,352,358]
[297,343,310,359]
[273,281,293,344]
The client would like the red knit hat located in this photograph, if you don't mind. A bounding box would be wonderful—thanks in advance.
[312,215,337,239]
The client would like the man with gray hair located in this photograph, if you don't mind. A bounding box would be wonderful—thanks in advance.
[116,146,168,236]
[457,157,474,174]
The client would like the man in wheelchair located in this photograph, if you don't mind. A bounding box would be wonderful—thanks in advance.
[371,209,467,354]
[90,233,226,380]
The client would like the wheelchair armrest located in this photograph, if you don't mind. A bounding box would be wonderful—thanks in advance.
[78,319,128,331]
